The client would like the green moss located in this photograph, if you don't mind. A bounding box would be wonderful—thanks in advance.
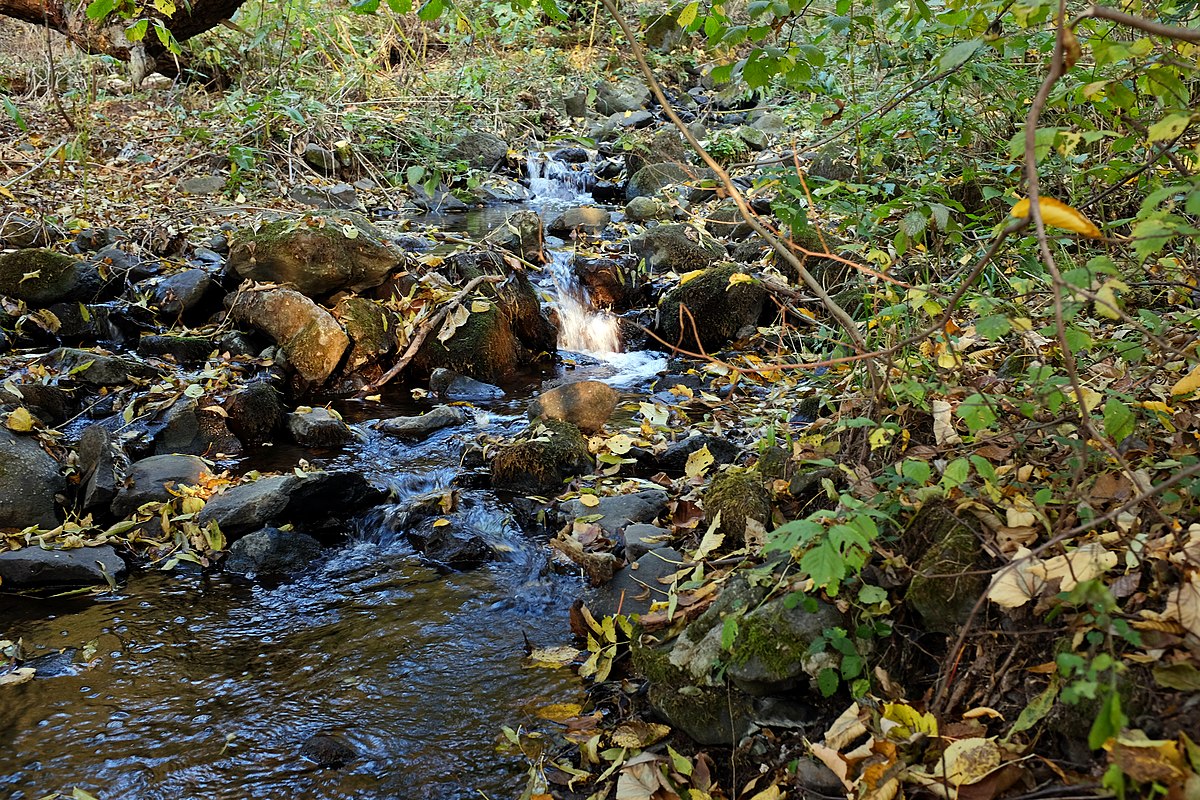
[415,306,522,384]
[703,469,771,542]
[334,297,397,367]
[0,249,81,305]
[656,262,767,352]
[491,419,593,495]
[903,504,987,634]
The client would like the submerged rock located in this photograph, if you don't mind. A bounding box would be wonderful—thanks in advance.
[528,380,619,434]
[406,519,495,570]
[0,430,64,529]
[224,527,323,576]
[0,545,127,590]
[491,420,593,496]
[230,287,349,385]
[298,733,357,768]
[430,369,504,401]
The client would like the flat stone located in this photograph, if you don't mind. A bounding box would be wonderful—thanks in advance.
[376,405,468,440]
[286,407,353,448]
[111,454,209,517]
[560,489,669,536]
[622,523,670,560]
[0,545,126,589]
[0,430,64,529]
[43,347,160,388]
[199,475,296,537]
[178,175,226,196]
[584,546,683,618]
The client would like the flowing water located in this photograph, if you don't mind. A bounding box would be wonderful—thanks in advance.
[0,154,664,799]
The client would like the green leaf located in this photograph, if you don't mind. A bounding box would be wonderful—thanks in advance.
[938,38,980,71]
[351,0,381,11]
[1147,113,1190,143]
[1088,691,1126,749]
[817,667,840,697]
[1102,398,1136,443]
[720,616,739,650]
[976,315,1012,341]
[900,210,927,237]
[1131,217,1177,263]
[941,457,970,489]
[387,0,413,10]
[539,0,567,20]
[417,0,443,21]
[1006,679,1058,740]
[85,0,117,22]
[126,18,149,41]
[858,584,887,604]
[801,540,845,589]
[1062,325,1093,353]
[901,459,931,485]
[677,1,699,27]
[957,393,996,434]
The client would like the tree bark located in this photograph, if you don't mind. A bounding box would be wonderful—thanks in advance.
[0,0,248,64]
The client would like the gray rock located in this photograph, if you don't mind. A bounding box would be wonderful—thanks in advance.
[562,91,588,118]
[225,527,322,575]
[560,489,669,536]
[584,546,682,618]
[808,143,855,182]
[479,176,531,203]
[446,131,509,170]
[229,287,349,384]
[528,380,619,434]
[0,217,63,248]
[654,262,766,352]
[793,757,845,794]
[111,454,209,517]
[288,184,358,209]
[199,470,385,537]
[302,143,338,174]
[750,112,788,133]
[137,335,214,365]
[624,196,670,222]
[0,545,126,589]
[627,163,716,203]
[228,212,400,297]
[178,175,226,196]
[596,110,654,134]
[430,369,504,401]
[199,475,295,536]
[286,407,353,448]
[623,523,670,560]
[151,269,213,319]
[735,125,769,151]
[705,201,755,241]
[631,223,725,273]
[725,593,844,695]
[0,430,64,528]
[482,210,545,265]
[144,396,241,458]
[376,405,468,440]
[547,206,611,237]
[42,347,161,388]
[595,78,650,115]
[659,433,740,474]
[405,519,495,569]
[407,183,469,213]
[76,424,118,514]
[0,249,86,306]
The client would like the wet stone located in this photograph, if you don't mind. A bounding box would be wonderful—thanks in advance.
[0,544,127,590]
[298,733,356,768]
[376,405,468,440]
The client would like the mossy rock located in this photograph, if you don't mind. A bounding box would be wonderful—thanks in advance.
[634,223,726,274]
[333,296,399,371]
[627,162,716,202]
[491,420,593,496]
[624,128,692,175]
[725,593,844,695]
[414,305,523,385]
[903,503,988,634]
[0,249,85,306]
[654,262,766,352]
[704,469,771,548]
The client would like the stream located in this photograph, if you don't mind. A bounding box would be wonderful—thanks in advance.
[0,156,666,800]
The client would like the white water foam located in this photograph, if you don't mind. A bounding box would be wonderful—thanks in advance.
[526,151,591,202]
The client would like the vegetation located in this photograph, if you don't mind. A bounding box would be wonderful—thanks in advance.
[1,0,1199,798]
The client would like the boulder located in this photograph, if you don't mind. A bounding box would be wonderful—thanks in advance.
[0,430,64,528]
[491,420,593,496]
[627,162,716,202]
[199,470,386,538]
[42,347,161,388]
[137,335,215,366]
[482,210,546,265]
[573,255,646,311]
[547,206,611,237]
[0,545,126,590]
[224,527,323,576]
[703,469,771,546]
[150,269,215,320]
[658,433,740,474]
[178,175,225,196]
[446,131,509,170]
[429,368,504,401]
[405,518,495,569]
[111,454,209,517]
[288,184,359,210]
[735,125,769,151]
[0,217,63,248]
[724,592,845,695]
[807,143,855,182]
[230,287,349,384]
[198,474,294,536]
[595,78,650,115]
[225,382,284,447]
[750,111,788,133]
[139,396,241,458]
[302,143,338,173]
[560,489,669,537]
[623,523,671,560]
[584,546,682,617]
[624,196,671,223]
[903,503,988,634]
[528,380,619,434]
[705,201,755,241]
[332,296,399,371]
[286,407,353,448]
[632,223,725,274]
[0,249,87,306]
[624,128,692,175]
[76,424,119,514]
[377,405,469,440]
[654,262,766,351]
[228,213,401,297]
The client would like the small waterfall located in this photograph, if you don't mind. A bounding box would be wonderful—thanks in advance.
[525,152,591,201]
[547,250,621,354]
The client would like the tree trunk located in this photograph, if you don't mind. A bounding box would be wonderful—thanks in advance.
[0,0,248,68]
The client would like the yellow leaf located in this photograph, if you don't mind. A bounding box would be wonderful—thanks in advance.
[678,269,705,285]
[1171,364,1200,397]
[433,517,452,527]
[5,407,34,432]
[606,434,634,455]
[579,493,600,508]
[937,351,962,369]
[684,445,714,480]
[1167,574,1200,639]
[962,706,1004,721]
[939,737,1002,785]
[610,720,671,748]
[693,512,724,561]
[727,272,755,287]
[525,645,581,668]
[1094,278,1127,320]
[932,399,962,446]
[471,299,492,313]
[1010,196,1102,238]
[882,702,938,738]
[676,1,699,28]
[1030,542,1117,591]
[537,702,584,722]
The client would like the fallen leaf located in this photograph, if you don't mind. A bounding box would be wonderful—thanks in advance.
[537,702,584,722]
[693,512,724,561]
[525,645,581,669]
[684,445,715,480]
[1166,574,1200,638]
[1030,542,1117,591]
[5,407,34,432]
[987,548,1044,608]
[579,493,601,508]
[932,399,962,445]
[940,737,1002,785]
[0,667,35,686]
[1172,364,1200,397]
[611,719,671,748]
[1010,196,1102,238]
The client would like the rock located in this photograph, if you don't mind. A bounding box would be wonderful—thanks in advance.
[70,227,125,254]
[624,196,671,222]
[573,255,645,311]
[562,91,588,118]
[298,733,356,768]
[332,296,398,371]
[0,216,63,248]
[584,546,682,617]
[808,143,855,182]
[405,518,495,569]
[595,78,650,115]
[705,201,755,241]
[903,503,987,634]
[302,143,338,173]
[137,335,215,365]
[703,469,771,546]
[111,454,209,517]
[76,424,119,514]
[482,210,545,265]
[0,545,126,590]
[225,382,284,447]
[750,112,788,133]
[643,6,687,52]
[528,380,619,434]
[0,249,87,306]
[632,223,725,274]
[627,162,716,202]
[724,592,844,694]
[624,128,692,175]
[228,213,401,297]
[547,206,611,237]
[136,396,240,458]
[286,407,353,448]
[429,368,504,401]
[178,175,226,195]
[491,420,593,495]
[288,184,360,210]
[658,433,740,474]
[42,347,161,388]
[230,287,349,384]
[0,430,64,528]
[623,523,671,560]
[561,489,670,538]
[654,263,766,351]
[225,527,323,575]
[199,470,386,538]
[377,405,469,440]
[150,268,215,320]
[735,125,769,151]
[0,384,74,425]
[407,183,469,213]
[446,130,509,170]
[592,110,654,136]
[793,757,846,794]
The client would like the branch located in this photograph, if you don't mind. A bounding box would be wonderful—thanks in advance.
[1084,4,1200,42]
